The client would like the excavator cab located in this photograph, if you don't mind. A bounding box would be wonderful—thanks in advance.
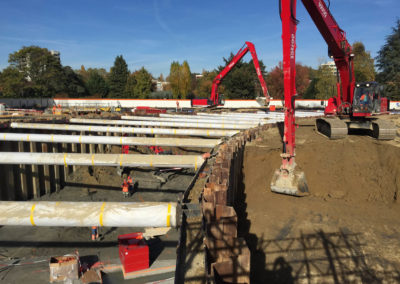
[352,82,383,115]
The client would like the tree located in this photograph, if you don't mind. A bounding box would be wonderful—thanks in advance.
[353,41,375,82]
[132,67,153,98]
[376,20,400,100]
[168,61,181,98]
[266,62,312,99]
[216,53,267,99]
[194,70,218,98]
[8,46,65,97]
[124,73,137,98]
[266,63,284,99]
[108,55,129,98]
[86,69,109,97]
[314,64,337,99]
[180,61,192,98]
[62,66,88,97]
[0,67,26,97]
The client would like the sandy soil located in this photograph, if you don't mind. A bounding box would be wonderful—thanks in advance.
[239,117,400,283]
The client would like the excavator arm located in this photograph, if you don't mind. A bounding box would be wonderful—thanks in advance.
[192,41,270,107]
[301,0,355,114]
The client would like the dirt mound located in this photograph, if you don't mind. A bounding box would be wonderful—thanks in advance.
[252,123,400,204]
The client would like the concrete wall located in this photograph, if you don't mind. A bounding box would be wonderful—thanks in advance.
[1,98,399,110]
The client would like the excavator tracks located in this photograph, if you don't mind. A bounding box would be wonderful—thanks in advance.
[316,118,348,139]
[372,119,397,140]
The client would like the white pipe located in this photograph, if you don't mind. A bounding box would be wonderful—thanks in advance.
[0,201,177,227]
[121,115,262,125]
[159,113,267,122]
[10,122,238,137]
[0,152,205,169]
[0,133,220,148]
[69,118,256,130]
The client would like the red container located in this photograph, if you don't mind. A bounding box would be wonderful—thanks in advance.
[118,233,149,274]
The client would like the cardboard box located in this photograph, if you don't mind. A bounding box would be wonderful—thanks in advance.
[49,255,79,283]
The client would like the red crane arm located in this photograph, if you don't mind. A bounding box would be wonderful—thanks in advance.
[301,0,355,107]
[210,41,270,104]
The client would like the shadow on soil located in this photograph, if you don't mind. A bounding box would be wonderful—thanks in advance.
[235,169,400,284]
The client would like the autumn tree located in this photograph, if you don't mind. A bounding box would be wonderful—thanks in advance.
[194,70,218,98]
[180,61,192,98]
[266,62,312,99]
[108,55,129,98]
[376,19,400,100]
[266,63,284,99]
[168,61,181,98]
[353,41,375,82]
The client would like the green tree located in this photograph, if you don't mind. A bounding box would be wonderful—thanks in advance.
[86,69,109,97]
[194,70,218,98]
[376,20,400,100]
[62,66,88,97]
[353,41,375,82]
[0,66,26,97]
[8,46,65,97]
[124,73,137,98]
[132,67,153,98]
[217,53,267,99]
[180,61,192,98]
[314,64,337,99]
[108,55,129,98]
[168,61,181,98]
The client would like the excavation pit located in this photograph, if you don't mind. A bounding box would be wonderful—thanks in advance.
[239,116,400,283]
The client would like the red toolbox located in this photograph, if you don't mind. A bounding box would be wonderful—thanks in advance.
[118,233,149,273]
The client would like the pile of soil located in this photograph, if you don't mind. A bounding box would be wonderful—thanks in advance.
[240,117,400,283]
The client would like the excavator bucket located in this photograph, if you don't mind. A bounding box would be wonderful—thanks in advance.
[270,168,309,197]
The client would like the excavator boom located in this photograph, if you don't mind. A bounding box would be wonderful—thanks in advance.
[191,41,270,107]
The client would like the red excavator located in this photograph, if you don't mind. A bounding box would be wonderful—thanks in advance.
[191,41,270,107]
[271,0,396,197]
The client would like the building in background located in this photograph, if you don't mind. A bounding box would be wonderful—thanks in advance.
[320,61,337,75]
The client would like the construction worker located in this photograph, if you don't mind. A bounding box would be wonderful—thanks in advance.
[122,178,129,197]
[52,105,56,115]
[127,175,133,191]
[91,226,99,241]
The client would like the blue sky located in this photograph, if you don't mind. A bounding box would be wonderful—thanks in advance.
[0,0,398,77]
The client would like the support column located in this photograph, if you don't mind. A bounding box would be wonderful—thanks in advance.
[53,143,61,192]
[71,131,77,172]
[106,132,111,152]
[41,143,51,195]
[18,141,28,200]
[62,142,68,184]
[3,141,15,200]
[98,132,104,153]
[30,142,40,198]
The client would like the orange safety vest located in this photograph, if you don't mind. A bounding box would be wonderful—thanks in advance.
[122,180,129,192]
[127,176,133,185]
